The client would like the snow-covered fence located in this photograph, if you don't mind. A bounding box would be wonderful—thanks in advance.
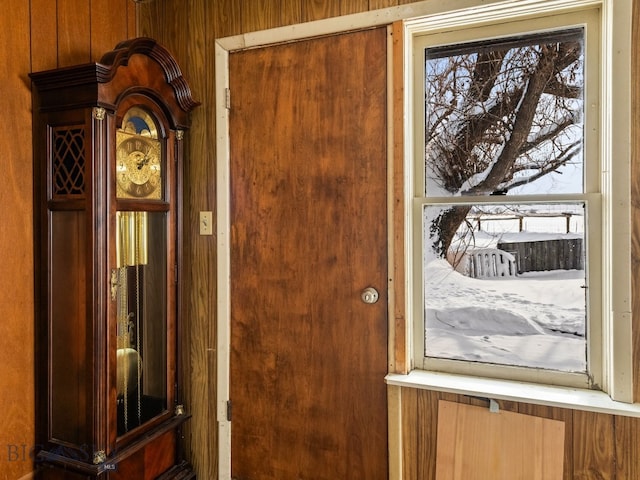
[470,211,583,235]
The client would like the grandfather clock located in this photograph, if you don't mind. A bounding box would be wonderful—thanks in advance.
[31,38,199,479]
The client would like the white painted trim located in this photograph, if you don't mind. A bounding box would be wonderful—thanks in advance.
[604,0,634,403]
[386,370,640,417]
[215,40,232,480]
[216,0,521,52]
[387,385,403,480]
[403,0,602,34]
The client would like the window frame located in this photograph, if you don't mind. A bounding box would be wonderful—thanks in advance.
[403,0,633,402]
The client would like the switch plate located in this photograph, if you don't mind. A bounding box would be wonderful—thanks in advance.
[199,211,213,235]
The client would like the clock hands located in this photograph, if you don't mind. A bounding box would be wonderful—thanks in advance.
[134,147,159,170]
[136,153,150,170]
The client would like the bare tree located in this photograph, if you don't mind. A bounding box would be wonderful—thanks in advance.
[425,31,584,258]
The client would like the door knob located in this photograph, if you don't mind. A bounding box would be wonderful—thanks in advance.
[361,287,379,304]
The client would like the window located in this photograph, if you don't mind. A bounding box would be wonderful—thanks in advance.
[407,1,632,400]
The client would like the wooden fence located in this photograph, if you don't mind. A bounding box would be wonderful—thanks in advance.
[497,238,583,273]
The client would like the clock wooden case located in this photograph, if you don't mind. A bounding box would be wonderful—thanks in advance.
[30,38,199,479]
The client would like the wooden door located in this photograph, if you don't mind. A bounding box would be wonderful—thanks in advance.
[229,27,388,480]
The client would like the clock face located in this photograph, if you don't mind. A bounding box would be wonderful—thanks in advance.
[116,132,162,200]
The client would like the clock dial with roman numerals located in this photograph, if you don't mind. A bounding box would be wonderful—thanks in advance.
[116,133,162,199]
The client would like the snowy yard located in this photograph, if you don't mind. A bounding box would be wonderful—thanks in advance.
[424,258,587,372]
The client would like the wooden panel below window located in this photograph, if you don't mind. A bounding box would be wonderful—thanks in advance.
[399,388,640,480]
[435,400,564,479]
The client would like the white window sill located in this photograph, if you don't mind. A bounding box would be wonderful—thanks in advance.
[385,370,640,417]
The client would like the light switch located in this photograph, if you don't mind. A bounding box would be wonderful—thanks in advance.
[199,211,213,235]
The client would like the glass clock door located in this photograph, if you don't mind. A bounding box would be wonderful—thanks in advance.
[115,210,168,435]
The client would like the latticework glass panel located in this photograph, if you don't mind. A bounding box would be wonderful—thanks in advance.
[52,127,85,196]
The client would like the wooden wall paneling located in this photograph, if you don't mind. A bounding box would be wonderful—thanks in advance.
[614,415,640,479]
[572,410,616,479]
[631,0,640,403]
[138,0,201,47]
[301,0,341,22]
[401,387,419,480]
[138,1,218,479]
[435,401,565,480]
[30,0,58,71]
[153,0,193,468]
[280,0,303,26]
[213,0,243,39]
[179,0,219,478]
[0,3,34,479]
[242,0,283,32]
[416,389,441,480]
[340,0,369,16]
[517,403,574,479]
[127,1,136,42]
[89,0,134,62]
[57,0,91,66]
[201,2,219,477]
[370,0,399,10]
[137,1,166,44]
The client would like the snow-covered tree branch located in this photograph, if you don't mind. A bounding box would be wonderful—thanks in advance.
[424,31,584,257]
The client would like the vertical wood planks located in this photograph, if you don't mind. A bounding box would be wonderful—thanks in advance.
[242,0,282,31]
[417,390,441,480]
[171,1,218,479]
[213,0,242,38]
[30,0,58,71]
[137,1,165,43]
[30,0,135,71]
[614,415,640,479]
[0,2,35,479]
[301,0,340,22]
[89,0,133,62]
[370,0,400,10]
[280,0,303,25]
[57,0,91,66]
[341,0,369,16]
[127,1,136,41]
[401,388,419,480]
[572,410,616,479]
[136,1,219,478]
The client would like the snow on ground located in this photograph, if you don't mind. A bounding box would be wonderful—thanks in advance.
[424,259,587,372]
